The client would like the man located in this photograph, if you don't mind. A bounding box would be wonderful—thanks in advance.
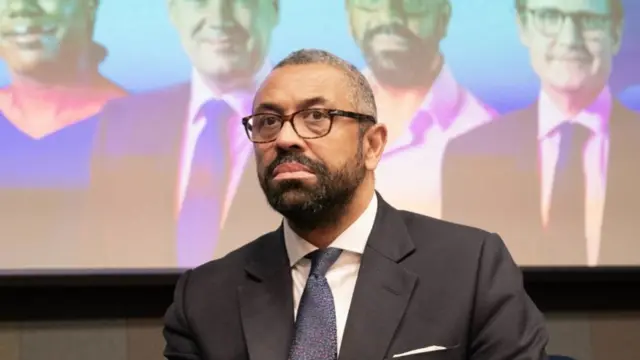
[0,0,125,138]
[346,0,496,218]
[0,0,124,268]
[441,0,640,266]
[87,0,280,268]
[163,49,549,360]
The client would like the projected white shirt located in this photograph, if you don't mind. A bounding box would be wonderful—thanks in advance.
[368,62,496,219]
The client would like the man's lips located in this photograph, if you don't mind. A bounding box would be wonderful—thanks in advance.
[272,162,315,180]
[1,24,57,37]
[198,34,243,51]
[371,33,410,50]
[1,24,57,46]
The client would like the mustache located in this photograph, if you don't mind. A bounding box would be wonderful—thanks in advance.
[362,23,421,45]
[551,52,593,61]
[265,152,327,179]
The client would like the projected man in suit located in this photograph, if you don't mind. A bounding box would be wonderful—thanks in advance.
[442,0,640,266]
[346,0,496,218]
[88,0,280,268]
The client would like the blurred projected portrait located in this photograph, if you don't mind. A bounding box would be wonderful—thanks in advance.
[0,0,124,269]
[0,0,124,138]
[88,0,281,268]
[442,0,640,266]
[346,0,496,218]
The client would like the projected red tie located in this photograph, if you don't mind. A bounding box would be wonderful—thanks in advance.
[176,99,233,267]
[543,122,591,265]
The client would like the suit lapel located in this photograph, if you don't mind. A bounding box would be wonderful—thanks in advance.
[339,194,418,360]
[216,154,283,258]
[239,228,294,360]
[90,84,190,267]
[489,106,542,262]
[143,83,191,206]
[599,101,640,264]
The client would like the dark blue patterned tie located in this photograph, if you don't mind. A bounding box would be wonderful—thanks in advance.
[176,99,233,267]
[290,248,343,360]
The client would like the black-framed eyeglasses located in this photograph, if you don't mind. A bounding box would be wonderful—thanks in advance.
[351,0,435,15]
[526,8,611,37]
[241,108,377,144]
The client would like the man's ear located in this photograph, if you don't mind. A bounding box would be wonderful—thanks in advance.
[611,20,623,55]
[438,1,452,39]
[363,123,388,172]
[516,13,530,47]
[167,0,178,27]
[272,0,281,26]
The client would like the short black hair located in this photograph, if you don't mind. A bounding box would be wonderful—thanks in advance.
[274,48,377,119]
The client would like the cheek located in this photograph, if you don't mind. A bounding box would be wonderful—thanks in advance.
[349,13,369,43]
[585,39,611,63]
[174,14,197,39]
[235,7,253,31]
[529,39,552,69]
[410,17,436,38]
[314,135,359,167]
[255,144,274,172]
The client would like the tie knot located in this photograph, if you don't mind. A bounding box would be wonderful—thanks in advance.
[200,99,234,124]
[306,248,342,276]
[555,122,591,147]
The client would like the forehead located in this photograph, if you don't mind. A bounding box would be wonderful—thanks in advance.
[254,64,352,110]
[526,0,609,12]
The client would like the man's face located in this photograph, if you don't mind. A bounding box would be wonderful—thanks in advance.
[0,0,95,75]
[347,0,450,87]
[252,64,368,229]
[518,0,622,95]
[169,0,278,86]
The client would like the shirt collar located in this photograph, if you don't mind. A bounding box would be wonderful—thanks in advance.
[284,193,378,267]
[188,61,272,123]
[538,86,612,140]
[363,55,462,130]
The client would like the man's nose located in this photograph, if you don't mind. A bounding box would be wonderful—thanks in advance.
[556,16,585,47]
[202,0,234,27]
[274,122,305,151]
[376,1,405,24]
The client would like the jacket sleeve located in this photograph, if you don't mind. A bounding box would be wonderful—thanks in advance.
[470,233,549,360]
[163,269,202,360]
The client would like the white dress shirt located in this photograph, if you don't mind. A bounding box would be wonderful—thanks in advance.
[177,63,271,225]
[368,60,496,219]
[537,88,611,266]
[284,194,378,355]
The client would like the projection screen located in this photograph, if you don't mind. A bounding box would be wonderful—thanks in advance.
[0,0,639,271]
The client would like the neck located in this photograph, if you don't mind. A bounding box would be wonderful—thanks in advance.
[288,185,375,249]
[543,83,604,118]
[199,68,259,97]
[11,52,101,89]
